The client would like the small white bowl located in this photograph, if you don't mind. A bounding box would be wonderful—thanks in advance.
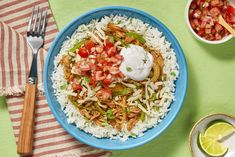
[185,0,233,44]
[189,113,235,157]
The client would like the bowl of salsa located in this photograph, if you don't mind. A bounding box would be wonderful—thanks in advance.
[186,0,234,44]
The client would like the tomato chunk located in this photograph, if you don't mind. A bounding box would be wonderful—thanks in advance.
[96,88,112,100]
[72,83,83,91]
[94,71,105,81]
[227,5,234,14]
[102,74,113,85]
[78,47,89,58]
[85,40,95,52]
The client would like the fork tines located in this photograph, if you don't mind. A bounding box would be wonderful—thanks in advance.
[27,6,47,37]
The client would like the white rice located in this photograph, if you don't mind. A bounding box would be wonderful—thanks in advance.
[51,15,179,141]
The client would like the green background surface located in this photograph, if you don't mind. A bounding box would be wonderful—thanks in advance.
[1,0,235,156]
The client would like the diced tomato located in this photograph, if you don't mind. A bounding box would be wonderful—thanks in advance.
[227,15,235,24]
[96,88,112,100]
[88,76,96,87]
[71,83,83,91]
[108,66,120,75]
[205,27,212,34]
[197,28,205,36]
[80,64,91,71]
[210,0,220,7]
[69,75,75,81]
[89,62,96,71]
[105,38,114,47]
[99,58,108,65]
[209,7,220,17]
[78,47,89,58]
[193,9,202,18]
[115,54,123,60]
[200,20,207,28]
[95,46,104,53]
[115,72,124,78]
[227,5,234,14]
[211,28,216,34]
[215,33,222,40]
[190,1,197,9]
[215,23,223,32]
[195,0,201,6]
[190,19,196,29]
[193,19,200,27]
[104,38,116,56]
[85,40,95,52]
[202,8,209,16]
[102,74,113,85]
[94,71,105,81]
[109,57,119,63]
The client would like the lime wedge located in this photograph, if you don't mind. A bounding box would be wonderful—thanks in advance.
[205,122,235,140]
[198,133,228,157]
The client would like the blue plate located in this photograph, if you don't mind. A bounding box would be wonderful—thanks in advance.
[44,6,188,150]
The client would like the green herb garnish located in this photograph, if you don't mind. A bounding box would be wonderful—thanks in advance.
[106,109,115,120]
[85,76,90,83]
[126,66,132,72]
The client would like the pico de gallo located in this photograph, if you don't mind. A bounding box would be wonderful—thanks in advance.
[189,0,235,41]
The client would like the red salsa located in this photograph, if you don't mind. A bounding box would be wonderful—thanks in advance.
[189,0,235,41]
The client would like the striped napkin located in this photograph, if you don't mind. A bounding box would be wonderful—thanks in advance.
[0,1,111,156]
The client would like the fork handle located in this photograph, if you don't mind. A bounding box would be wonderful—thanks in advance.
[17,82,37,156]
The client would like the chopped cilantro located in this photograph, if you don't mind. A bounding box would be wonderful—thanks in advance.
[106,109,115,120]
[126,66,132,72]
[85,76,90,83]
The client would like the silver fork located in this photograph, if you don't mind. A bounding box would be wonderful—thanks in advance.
[17,6,47,156]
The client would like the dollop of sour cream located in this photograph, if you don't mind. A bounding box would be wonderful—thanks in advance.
[119,44,153,81]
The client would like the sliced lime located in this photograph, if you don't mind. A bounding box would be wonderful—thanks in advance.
[198,133,228,157]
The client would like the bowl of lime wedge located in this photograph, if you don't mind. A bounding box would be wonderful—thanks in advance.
[189,113,235,157]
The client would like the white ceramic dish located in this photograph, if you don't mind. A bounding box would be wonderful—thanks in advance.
[189,113,235,157]
[185,0,233,44]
